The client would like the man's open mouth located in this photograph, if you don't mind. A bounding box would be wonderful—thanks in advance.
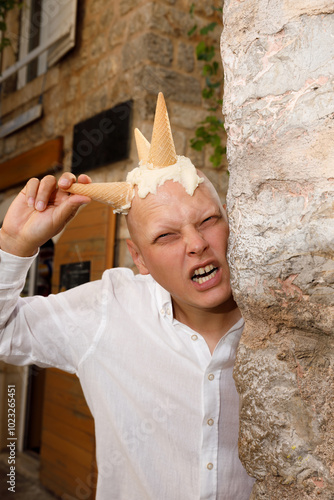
[191,264,218,284]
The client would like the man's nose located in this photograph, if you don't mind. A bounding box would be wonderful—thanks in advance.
[185,229,208,256]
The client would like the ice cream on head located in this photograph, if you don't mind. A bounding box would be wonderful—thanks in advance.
[63,92,203,213]
[127,92,203,200]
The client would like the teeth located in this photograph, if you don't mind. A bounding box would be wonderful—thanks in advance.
[194,267,203,276]
[193,264,214,277]
[192,267,217,284]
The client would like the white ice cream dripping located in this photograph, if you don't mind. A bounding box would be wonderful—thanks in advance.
[64,93,203,214]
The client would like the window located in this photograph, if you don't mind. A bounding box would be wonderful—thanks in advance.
[26,0,43,83]
[17,0,77,88]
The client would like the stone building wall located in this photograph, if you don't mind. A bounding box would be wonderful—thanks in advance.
[0,0,227,271]
[221,0,334,498]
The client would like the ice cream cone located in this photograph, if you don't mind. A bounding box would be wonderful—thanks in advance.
[65,182,134,213]
[148,92,177,168]
[134,128,150,163]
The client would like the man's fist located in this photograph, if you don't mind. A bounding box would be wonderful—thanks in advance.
[0,173,92,257]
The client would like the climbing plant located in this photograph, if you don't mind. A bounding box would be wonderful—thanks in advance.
[0,0,22,53]
[188,3,226,168]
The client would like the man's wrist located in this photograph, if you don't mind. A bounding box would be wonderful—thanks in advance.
[0,230,38,258]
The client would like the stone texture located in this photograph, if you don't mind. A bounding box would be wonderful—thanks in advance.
[221,0,334,498]
[150,3,194,37]
[134,66,202,104]
[177,41,195,73]
[170,102,207,129]
[98,4,114,29]
[120,0,137,16]
[122,32,173,70]
[108,18,127,48]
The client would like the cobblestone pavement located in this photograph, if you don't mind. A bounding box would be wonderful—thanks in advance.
[0,453,59,499]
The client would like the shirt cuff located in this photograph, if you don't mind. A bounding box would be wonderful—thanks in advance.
[0,248,39,285]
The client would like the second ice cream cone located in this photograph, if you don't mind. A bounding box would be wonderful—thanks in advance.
[64,182,134,213]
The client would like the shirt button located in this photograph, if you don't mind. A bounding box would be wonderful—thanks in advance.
[207,418,214,426]
[166,308,171,315]
[191,334,198,341]
[208,373,215,381]
[207,463,214,470]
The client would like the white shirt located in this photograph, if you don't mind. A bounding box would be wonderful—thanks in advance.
[0,249,255,499]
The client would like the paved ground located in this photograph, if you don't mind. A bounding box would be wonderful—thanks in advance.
[0,452,59,499]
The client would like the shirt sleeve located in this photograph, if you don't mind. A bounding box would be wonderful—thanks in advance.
[0,249,107,374]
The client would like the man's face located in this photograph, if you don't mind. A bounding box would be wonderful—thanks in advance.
[126,178,233,315]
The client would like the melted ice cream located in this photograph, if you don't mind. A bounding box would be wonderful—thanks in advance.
[126,156,203,199]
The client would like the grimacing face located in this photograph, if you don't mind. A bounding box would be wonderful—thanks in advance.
[126,175,233,316]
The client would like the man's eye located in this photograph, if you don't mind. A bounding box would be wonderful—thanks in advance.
[154,233,172,243]
[158,233,170,239]
[202,216,215,225]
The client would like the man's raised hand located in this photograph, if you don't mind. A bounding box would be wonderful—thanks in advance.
[0,173,91,257]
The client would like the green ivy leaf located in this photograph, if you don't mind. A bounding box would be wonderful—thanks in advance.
[190,139,205,151]
[199,22,217,35]
[195,126,206,137]
[203,116,218,124]
[205,77,221,89]
[212,61,219,75]
[187,24,197,37]
[0,0,23,54]
[196,41,206,58]
[0,37,11,49]
[210,145,225,167]
[202,64,213,76]
[187,3,225,168]
[196,41,215,62]
[209,155,221,168]
[202,87,214,100]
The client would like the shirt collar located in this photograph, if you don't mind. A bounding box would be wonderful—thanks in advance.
[153,278,245,344]
[154,279,174,321]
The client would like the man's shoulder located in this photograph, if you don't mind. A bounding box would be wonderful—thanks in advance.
[102,267,155,290]
[100,269,160,312]
[101,268,171,317]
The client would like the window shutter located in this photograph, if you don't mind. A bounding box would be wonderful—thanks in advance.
[17,0,77,88]
[44,0,78,67]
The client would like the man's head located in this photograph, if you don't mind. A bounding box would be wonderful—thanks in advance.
[126,172,234,316]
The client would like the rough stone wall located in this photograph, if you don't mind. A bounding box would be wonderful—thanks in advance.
[0,0,226,270]
[221,0,334,498]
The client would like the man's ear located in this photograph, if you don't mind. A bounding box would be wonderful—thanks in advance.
[126,239,149,275]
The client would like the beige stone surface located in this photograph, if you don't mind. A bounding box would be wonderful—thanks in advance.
[222,0,334,497]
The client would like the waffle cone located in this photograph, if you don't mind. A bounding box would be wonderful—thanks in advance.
[134,128,150,163]
[148,92,177,168]
[65,182,133,213]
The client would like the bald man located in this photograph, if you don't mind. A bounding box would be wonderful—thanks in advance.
[0,172,255,499]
